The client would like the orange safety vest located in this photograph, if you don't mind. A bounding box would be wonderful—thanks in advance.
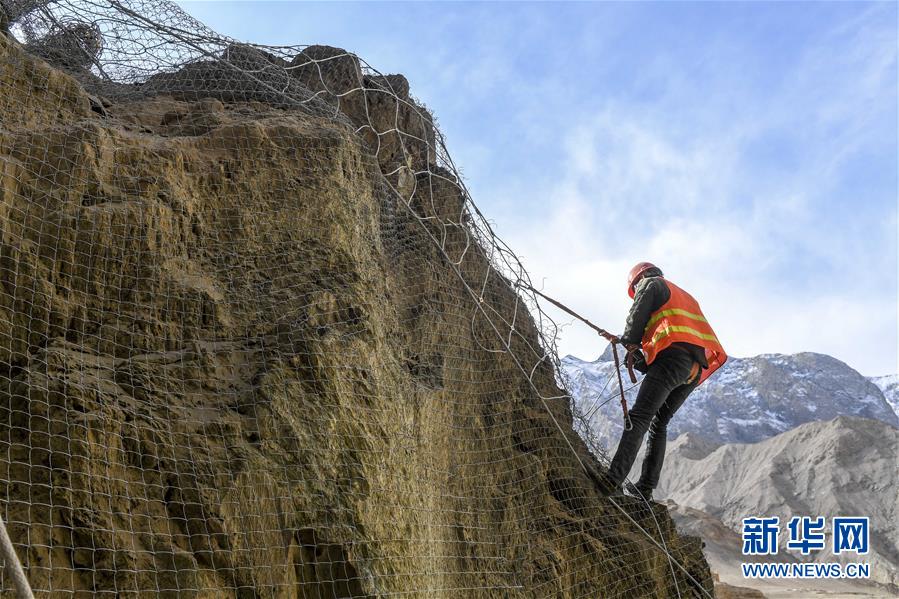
[641,280,727,386]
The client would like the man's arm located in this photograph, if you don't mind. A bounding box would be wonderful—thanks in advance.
[619,277,669,345]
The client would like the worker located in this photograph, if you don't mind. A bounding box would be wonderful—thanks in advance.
[599,262,726,501]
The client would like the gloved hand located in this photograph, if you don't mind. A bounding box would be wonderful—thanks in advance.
[630,348,648,374]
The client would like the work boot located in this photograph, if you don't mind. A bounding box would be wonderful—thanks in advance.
[634,485,653,502]
[595,473,622,497]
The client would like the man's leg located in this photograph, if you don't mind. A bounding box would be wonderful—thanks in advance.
[637,376,699,493]
[606,352,694,486]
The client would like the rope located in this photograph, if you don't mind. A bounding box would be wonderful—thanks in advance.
[525,285,634,432]
[0,512,34,599]
[610,343,634,431]
[625,348,638,384]
[526,286,616,340]
[523,286,710,597]
[402,204,708,598]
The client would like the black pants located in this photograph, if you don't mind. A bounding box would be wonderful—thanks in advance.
[607,348,699,490]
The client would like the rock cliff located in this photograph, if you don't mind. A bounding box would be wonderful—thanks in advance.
[0,14,711,598]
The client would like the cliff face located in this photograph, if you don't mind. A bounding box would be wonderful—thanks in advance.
[0,23,710,599]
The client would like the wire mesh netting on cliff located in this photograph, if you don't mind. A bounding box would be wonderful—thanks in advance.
[0,1,714,597]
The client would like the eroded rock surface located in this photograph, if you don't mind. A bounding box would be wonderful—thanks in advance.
[0,31,711,597]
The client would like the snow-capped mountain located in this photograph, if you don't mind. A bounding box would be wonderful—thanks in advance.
[869,374,899,418]
[562,347,898,447]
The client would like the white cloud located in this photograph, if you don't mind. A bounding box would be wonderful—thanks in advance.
[493,9,898,376]
[508,193,897,375]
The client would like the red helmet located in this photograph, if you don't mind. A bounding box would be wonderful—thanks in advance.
[628,262,660,298]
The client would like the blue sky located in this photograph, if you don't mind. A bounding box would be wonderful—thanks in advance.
[178,1,898,376]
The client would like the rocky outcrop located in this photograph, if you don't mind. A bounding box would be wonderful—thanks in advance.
[125,42,431,195]
[290,45,435,175]
[0,28,711,597]
[24,21,103,70]
[140,43,326,113]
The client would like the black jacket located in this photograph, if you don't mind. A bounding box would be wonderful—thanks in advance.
[620,276,708,369]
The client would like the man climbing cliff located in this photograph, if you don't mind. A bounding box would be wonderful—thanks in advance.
[600,262,727,500]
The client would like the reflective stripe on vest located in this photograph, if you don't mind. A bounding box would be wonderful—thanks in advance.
[651,325,721,345]
[641,280,727,386]
[647,308,707,329]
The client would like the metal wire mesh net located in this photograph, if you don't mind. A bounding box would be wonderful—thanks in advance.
[0,1,713,596]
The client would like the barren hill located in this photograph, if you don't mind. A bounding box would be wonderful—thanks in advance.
[656,417,899,590]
